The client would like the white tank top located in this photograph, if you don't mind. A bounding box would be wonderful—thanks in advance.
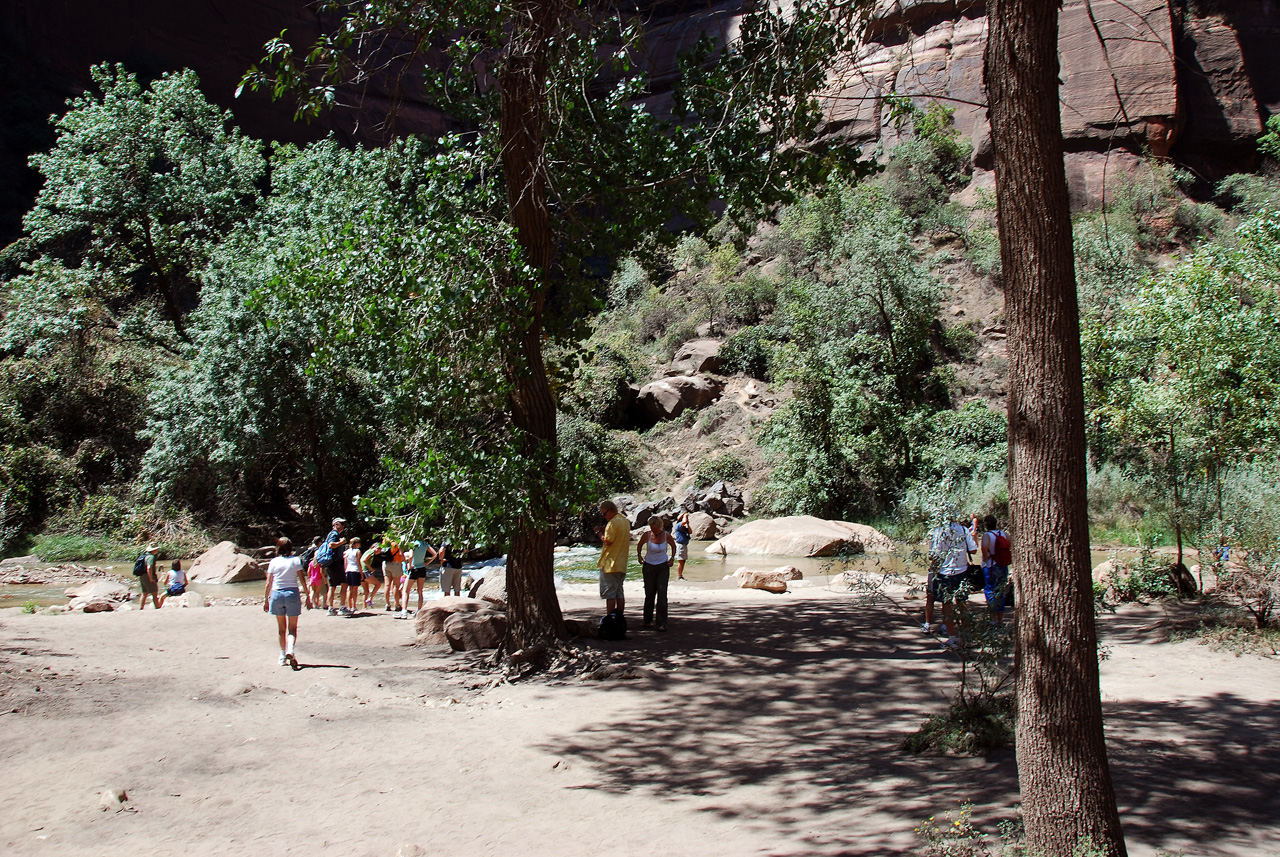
[644,532,670,564]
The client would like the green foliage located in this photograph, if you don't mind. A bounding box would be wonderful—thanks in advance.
[556,413,636,499]
[759,184,945,518]
[26,532,134,563]
[562,343,641,427]
[1258,113,1280,162]
[1215,172,1280,217]
[903,693,1016,756]
[693,451,747,487]
[722,271,777,326]
[877,98,973,229]
[21,600,38,614]
[22,64,262,342]
[1210,462,1280,628]
[1104,539,1178,604]
[719,324,776,379]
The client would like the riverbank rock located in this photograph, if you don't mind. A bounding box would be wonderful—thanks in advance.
[414,597,489,646]
[637,375,724,422]
[687,511,718,540]
[65,579,132,612]
[443,609,508,651]
[163,591,207,609]
[6,564,121,586]
[735,567,791,593]
[476,567,508,609]
[705,516,894,557]
[188,541,264,584]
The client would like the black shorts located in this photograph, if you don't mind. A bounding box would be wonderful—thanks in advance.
[930,572,971,603]
[408,567,427,580]
[345,571,363,587]
[325,560,345,588]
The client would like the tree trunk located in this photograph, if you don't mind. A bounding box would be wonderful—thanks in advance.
[497,0,568,650]
[984,1,1127,854]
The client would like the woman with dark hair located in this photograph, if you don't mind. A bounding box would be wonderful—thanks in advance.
[264,537,305,668]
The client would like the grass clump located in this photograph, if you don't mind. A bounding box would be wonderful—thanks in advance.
[902,694,1015,756]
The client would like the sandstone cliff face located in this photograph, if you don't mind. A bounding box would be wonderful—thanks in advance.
[1,0,1276,244]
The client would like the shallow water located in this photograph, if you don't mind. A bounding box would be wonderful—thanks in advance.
[0,545,1163,609]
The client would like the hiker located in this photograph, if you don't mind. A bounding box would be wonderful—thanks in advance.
[383,539,405,611]
[926,515,977,648]
[299,536,323,609]
[595,500,630,619]
[158,560,186,607]
[400,538,433,618]
[316,518,349,616]
[343,537,363,616]
[263,537,304,668]
[439,543,463,597]
[672,511,692,581]
[637,515,676,631]
[361,540,386,608]
[136,544,161,610]
[979,514,1012,624]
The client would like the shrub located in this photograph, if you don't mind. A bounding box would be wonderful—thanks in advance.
[719,324,775,378]
[557,413,636,499]
[723,271,777,326]
[693,451,747,487]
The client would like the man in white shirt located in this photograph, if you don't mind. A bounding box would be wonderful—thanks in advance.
[925,518,978,647]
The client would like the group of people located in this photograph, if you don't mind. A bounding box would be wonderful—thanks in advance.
[924,513,1013,648]
[132,545,187,610]
[259,517,470,667]
[595,501,693,634]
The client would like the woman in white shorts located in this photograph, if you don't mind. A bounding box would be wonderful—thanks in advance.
[264,537,305,668]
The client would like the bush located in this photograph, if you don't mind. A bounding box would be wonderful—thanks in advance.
[557,413,636,499]
[719,324,775,379]
[1216,173,1280,217]
[723,271,777,326]
[693,451,747,487]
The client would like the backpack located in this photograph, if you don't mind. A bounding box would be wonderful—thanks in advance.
[132,553,148,576]
[598,610,629,641]
[992,530,1013,566]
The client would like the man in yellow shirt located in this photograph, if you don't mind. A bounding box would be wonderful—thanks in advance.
[595,500,630,617]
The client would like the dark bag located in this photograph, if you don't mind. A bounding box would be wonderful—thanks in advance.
[598,610,629,641]
[132,554,148,576]
[966,563,985,592]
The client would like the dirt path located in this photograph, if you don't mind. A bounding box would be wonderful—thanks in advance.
[1,586,1276,856]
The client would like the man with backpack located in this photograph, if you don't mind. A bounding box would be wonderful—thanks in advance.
[315,518,349,616]
[979,514,1013,625]
[134,544,161,610]
[926,516,977,648]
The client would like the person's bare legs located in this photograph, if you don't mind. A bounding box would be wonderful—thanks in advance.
[276,614,288,655]
[676,559,686,580]
[606,596,625,614]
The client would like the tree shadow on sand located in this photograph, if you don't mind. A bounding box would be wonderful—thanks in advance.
[548,597,1280,856]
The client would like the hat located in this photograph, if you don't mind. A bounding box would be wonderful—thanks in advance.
[332,517,347,526]
[146,545,158,554]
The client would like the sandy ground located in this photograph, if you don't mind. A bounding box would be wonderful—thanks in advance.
[1,580,1278,857]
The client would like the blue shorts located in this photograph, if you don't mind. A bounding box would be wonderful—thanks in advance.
[269,588,302,616]
[345,571,363,587]
[167,584,186,597]
[984,564,1011,611]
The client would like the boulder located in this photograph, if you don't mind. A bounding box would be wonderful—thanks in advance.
[736,569,790,594]
[774,565,803,580]
[637,375,724,422]
[476,567,508,609]
[687,511,718,541]
[705,516,894,557]
[413,597,488,646]
[188,541,264,584]
[66,579,131,612]
[0,554,38,566]
[443,609,508,651]
[667,338,723,375]
[629,500,659,529]
[163,591,207,609]
[64,579,130,600]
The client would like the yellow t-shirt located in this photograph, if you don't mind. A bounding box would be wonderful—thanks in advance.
[598,515,631,575]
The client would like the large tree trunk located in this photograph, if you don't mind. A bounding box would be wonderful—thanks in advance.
[984,1,1127,854]
[497,0,568,650]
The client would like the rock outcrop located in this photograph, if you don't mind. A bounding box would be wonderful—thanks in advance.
[412,596,506,651]
[637,374,724,423]
[667,338,723,375]
[734,567,791,593]
[188,541,264,584]
[706,516,894,557]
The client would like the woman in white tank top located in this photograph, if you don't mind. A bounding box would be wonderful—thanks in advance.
[636,516,677,631]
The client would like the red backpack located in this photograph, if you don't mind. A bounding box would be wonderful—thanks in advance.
[992,530,1013,566]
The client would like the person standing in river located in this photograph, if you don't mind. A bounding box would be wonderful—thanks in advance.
[264,537,304,668]
[637,515,677,631]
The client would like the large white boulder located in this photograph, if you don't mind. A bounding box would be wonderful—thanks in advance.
[705,516,894,557]
[187,541,264,584]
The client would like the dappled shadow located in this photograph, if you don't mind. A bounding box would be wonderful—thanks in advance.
[1107,693,1280,854]
[554,597,1020,855]
[549,597,1280,855]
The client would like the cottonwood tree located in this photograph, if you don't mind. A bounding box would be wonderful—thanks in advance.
[23,64,263,342]
[242,0,868,654]
[984,0,1126,852]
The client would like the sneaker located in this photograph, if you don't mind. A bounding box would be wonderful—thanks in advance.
[278,654,287,666]
[286,653,298,670]
[385,604,394,611]
[921,622,932,634]
[942,636,961,650]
